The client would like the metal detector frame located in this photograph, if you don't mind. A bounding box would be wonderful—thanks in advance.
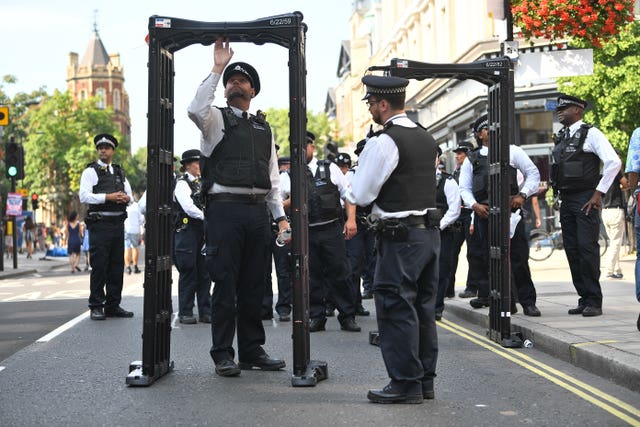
[127,12,328,387]
[369,56,523,348]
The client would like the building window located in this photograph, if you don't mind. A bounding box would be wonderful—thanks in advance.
[113,90,120,112]
[80,90,86,101]
[96,88,105,110]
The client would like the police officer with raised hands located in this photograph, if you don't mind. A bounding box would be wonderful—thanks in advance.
[349,75,440,404]
[173,149,211,325]
[551,94,621,317]
[187,37,287,377]
[79,133,134,320]
[459,114,541,316]
[306,132,361,333]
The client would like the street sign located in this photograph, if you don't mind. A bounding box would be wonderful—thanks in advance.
[17,188,29,197]
[0,106,8,126]
[6,192,22,216]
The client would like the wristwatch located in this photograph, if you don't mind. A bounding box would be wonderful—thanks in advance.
[518,192,528,201]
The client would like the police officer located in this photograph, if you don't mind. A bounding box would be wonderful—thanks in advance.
[173,149,211,325]
[460,114,542,316]
[272,156,293,322]
[450,143,478,299]
[79,133,133,320]
[434,147,461,321]
[306,132,361,333]
[551,94,621,317]
[349,75,439,404]
[187,37,287,377]
[338,152,372,317]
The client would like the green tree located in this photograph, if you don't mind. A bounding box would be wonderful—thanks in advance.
[558,21,640,158]
[264,108,345,159]
[24,90,123,216]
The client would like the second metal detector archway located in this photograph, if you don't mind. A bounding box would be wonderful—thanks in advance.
[127,12,327,387]
[369,57,523,348]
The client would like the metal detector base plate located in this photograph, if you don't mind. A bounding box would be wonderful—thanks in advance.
[501,332,523,348]
[291,360,328,387]
[126,360,174,387]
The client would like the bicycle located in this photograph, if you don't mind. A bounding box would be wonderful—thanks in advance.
[528,227,608,261]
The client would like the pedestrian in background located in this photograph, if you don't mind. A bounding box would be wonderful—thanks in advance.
[551,94,620,317]
[67,211,82,273]
[624,126,640,331]
[124,199,144,274]
[349,75,439,404]
[187,38,287,377]
[82,225,90,272]
[601,151,627,280]
[79,133,134,321]
[22,216,36,259]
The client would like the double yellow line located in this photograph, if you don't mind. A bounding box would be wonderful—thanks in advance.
[439,319,640,427]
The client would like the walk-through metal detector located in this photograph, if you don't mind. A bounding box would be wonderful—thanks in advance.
[369,56,523,348]
[127,12,328,387]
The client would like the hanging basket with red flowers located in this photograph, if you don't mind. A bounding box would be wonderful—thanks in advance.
[511,0,636,48]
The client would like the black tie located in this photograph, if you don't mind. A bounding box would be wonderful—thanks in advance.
[242,111,248,119]
[563,128,571,139]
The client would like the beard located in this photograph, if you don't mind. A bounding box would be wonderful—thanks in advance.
[226,89,251,101]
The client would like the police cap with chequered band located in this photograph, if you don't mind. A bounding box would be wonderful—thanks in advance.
[94,134,118,149]
[361,75,410,100]
[223,62,261,96]
[556,93,588,110]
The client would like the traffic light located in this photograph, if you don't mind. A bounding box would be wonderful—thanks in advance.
[4,140,22,179]
[31,193,39,210]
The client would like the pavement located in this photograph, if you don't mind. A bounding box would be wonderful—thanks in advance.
[0,249,72,278]
[0,242,639,419]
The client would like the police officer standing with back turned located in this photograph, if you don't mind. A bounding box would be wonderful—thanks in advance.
[349,75,440,404]
[187,37,288,377]
[173,149,211,325]
[79,134,134,320]
[551,94,620,317]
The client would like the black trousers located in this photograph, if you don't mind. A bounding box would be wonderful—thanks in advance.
[450,209,474,293]
[205,201,270,363]
[87,218,125,309]
[174,222,211,317]
[435,228,455,315]
[560,190,603,308]
[345,221,376,304]
[374,227,439,384]
[472,214,537,306]
[309,221,356,322]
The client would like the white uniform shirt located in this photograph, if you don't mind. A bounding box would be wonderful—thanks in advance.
[459,145,540,208]
[565,120,621,194]
[308,157,351,226]
[187,72,285,220]
[438,172,461,230]
[79,160,133,215]
[347,114,434,219]
[279,171,291,201]
[174,173,205,221]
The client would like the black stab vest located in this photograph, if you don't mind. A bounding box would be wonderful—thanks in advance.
[88,162,126,213]
[467,148,518,204]
[173,174,204,228]
[307,160,342,224]
[435,172,452,212]
[202,107,272,191]
[551,124,600,193]
[375,123,436,212]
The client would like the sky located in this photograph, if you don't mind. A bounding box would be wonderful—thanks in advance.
[1,0,354,155]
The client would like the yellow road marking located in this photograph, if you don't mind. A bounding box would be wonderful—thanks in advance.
[572,340,618,347]
[439,319,640,426]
